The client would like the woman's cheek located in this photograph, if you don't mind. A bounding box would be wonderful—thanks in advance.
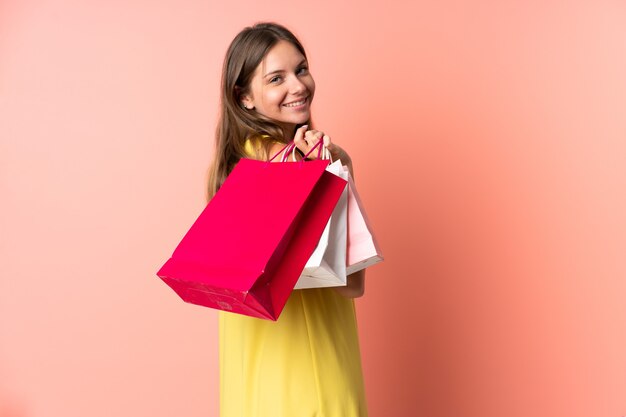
[264,89,283,107]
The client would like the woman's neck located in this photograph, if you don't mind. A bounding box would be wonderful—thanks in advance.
[280,123,296,141]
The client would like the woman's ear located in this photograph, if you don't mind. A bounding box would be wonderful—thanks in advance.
[237,88,254,110]
[241,98,254,110]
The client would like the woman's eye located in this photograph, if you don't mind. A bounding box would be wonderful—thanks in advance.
[297,67,309,75]
[270,76,282,83]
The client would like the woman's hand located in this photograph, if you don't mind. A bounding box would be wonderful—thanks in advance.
[293,125,352,165]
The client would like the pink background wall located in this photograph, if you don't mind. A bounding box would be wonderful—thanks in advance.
[2,1,625,416]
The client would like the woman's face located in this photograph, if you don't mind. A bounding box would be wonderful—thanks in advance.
[241,40,315,137]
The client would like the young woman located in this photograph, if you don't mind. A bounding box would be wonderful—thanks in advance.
[207,22,368,417]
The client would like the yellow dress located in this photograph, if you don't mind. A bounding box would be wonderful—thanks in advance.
[218,137,368,417]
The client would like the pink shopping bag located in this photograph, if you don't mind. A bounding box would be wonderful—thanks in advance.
[157,141,347,321]
[344,167,384,274]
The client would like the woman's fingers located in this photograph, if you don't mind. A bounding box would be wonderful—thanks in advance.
[293,125,308,144]
[323,135,330,147]
[304,130,324,146]
[293,127,334,160]
[321,134,337,158]
[293,125,310,154]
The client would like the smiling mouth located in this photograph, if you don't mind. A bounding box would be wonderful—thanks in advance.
[283,98,307,107]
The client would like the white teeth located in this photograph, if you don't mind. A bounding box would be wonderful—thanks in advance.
[284,99,306,107]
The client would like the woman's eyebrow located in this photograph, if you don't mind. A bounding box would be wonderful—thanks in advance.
[263,59,308,78]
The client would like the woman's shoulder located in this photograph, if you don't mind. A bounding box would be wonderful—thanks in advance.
[243,134,267,155]
[243,134,285,159]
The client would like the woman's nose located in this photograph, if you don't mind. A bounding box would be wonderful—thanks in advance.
[288,75,306,93]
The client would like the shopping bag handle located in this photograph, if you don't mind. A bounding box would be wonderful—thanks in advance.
[267,137,326,163]
[266,142,291,163]
[284,139,332,162]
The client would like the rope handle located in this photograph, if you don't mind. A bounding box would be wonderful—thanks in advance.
[290,139,331,162]
[268,142,291,162]
[286,138,332,162]
[267,137,327,163]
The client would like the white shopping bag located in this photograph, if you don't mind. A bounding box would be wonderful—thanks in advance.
[343,166,384,274]
[295,159,348,289]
